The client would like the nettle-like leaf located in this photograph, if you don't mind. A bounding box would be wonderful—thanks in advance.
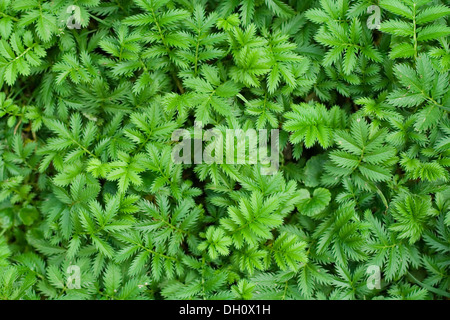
[78,196,134,258]
[313,202,367,267]
[388,54,449,114]
[123,105,178,150]
[12,0,58,42]
[329,264,370,299]
[0,265,36,300]
[306,0,382,74]
[380,0,450,60]
[40,113,98,172]
[137,194,201,256]
[263,30,306,94]
[226,24,272,87]
[364,211,421,281]
[53,51,99,86]
[0,31,46,86]
[221,191,282,248]
[198,226,232,259]
[177,4,226,74]
[284,102,345,149]
[325,117,398,190]
[122,0,191,70]
[389,193,437,244]
[183,65,241,123]
[107,151,148,193]
[244,94,284,129]
[268,232,308,271]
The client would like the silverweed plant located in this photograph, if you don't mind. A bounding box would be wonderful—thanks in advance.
[0,0,449,300]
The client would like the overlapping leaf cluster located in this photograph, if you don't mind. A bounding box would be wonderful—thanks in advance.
[0,0,449,300]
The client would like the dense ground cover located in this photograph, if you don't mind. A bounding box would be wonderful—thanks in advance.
[0,0,449,300]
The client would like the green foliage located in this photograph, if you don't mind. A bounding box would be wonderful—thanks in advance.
[0,0,449,301]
